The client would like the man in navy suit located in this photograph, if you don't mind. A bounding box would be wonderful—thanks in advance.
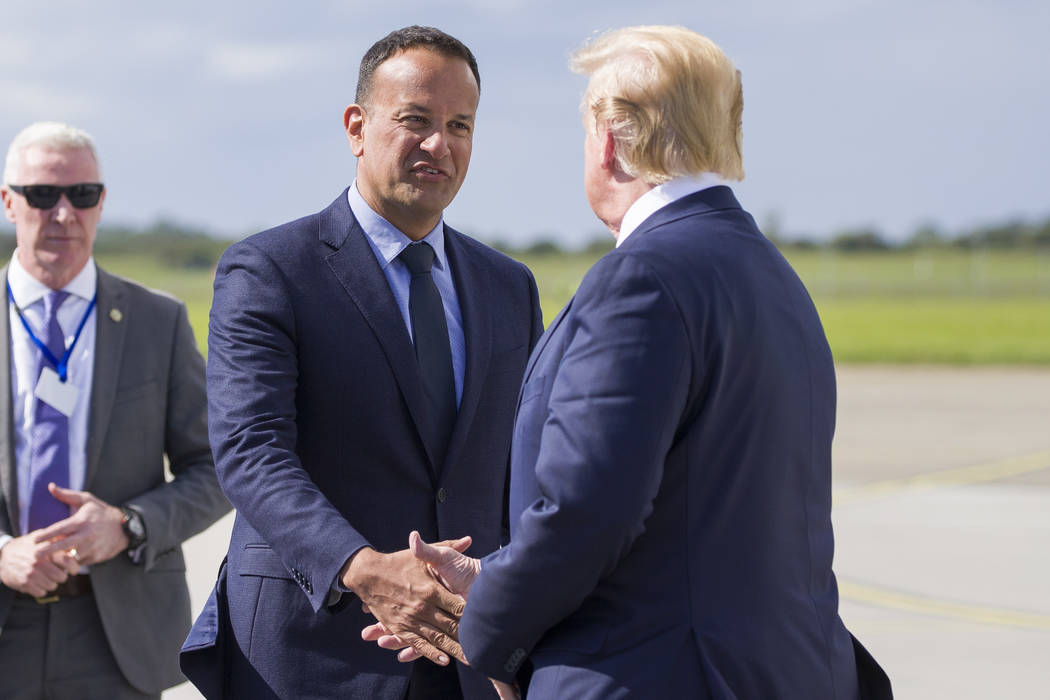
[368,25,892,699]
[180,26,542,699]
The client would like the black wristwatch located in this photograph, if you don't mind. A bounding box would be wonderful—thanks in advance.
[120,507,147,563]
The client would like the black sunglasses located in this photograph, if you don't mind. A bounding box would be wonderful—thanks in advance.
[8,183,104,209]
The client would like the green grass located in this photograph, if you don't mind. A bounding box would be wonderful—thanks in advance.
[95,247,1050,365]
[817,297,1050,364]
[519,248,1050,365]
[94,254,216,355]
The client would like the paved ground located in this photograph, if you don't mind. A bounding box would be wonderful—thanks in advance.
[831,367,1050,699]
[166,367,1050,699]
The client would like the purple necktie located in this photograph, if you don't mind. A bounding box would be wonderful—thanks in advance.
[26,290,71,532]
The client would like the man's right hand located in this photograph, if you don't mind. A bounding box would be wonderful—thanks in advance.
[340,540,471,667]
[0,532,80,597]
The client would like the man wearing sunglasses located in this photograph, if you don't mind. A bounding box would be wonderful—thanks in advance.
[0,122,230,699]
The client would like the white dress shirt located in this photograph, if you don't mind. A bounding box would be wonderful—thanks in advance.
[6,253,98,536]
[617,172,729,247]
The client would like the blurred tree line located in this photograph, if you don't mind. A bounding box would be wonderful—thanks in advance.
[495,215,1050,257]
[0,220,228,269]
[766,218,1050,253]
[1,213,1048,268]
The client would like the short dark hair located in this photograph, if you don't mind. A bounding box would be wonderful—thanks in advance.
[355,26,480,106]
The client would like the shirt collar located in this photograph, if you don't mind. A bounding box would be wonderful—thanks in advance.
[7,252,97,308]
[347,181,448,271]
[617,172,728,248]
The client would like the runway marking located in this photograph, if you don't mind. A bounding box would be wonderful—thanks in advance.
[839,578,1050,631]
[833,449,1050,507]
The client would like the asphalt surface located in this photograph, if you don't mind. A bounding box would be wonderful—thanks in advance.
[166,366,1050,699]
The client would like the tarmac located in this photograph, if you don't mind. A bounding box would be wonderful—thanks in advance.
[166,366,1050,699]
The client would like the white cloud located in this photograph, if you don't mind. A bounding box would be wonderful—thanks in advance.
[0,80,102,126]
[206,40,327,83]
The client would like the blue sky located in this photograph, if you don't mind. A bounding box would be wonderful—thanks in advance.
[2,1,1048,246]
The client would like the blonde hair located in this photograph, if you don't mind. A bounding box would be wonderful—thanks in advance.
[571,26,744,184]
[3,121,102,184]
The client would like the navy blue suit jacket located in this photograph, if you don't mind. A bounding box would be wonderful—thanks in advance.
[181,190,542,699]
[460,187,891,699]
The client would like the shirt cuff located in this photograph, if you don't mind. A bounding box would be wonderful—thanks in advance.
[0,533,13,552]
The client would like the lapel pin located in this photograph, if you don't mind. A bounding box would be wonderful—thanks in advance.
[109,308,123,323]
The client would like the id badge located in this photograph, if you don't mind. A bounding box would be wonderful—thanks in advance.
[35,367,79,417]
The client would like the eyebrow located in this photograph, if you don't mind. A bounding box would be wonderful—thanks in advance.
[401,104,474,122]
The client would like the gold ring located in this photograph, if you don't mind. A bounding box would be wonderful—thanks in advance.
[67,547,79,561]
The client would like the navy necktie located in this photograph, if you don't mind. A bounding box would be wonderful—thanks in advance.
[26,290,71,532]
[399,243,457,462]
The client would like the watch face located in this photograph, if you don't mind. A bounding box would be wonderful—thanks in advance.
[123,510,145,540]
[129,517,145,538]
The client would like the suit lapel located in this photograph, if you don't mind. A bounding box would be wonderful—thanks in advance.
[84,267,127,491]
[522,296,573,384]
[440,230,491,478]
[0,268,19,533]
[318,193,440,474]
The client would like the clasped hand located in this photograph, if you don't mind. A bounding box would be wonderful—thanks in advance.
[357,532,518,699]
[0,483,129,597]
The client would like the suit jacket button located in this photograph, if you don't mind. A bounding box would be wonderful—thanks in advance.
[437,488,448,504]
[504,648,526,673]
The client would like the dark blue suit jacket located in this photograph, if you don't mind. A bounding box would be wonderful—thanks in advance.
[460,187,891,699]
[180,190,542,699]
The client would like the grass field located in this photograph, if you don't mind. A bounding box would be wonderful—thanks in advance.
[95,247,1050,365]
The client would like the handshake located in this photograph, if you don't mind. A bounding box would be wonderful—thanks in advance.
[346,532,519,699]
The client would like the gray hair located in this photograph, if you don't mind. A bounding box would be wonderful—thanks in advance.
[3,121,102,184]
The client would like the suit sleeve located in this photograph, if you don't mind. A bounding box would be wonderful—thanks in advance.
[124,300,231,570]
[461,252,692,680]
[524,264,544,350]
[206,240,371,612]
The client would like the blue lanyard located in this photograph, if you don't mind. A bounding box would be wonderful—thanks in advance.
[6,281,97,383]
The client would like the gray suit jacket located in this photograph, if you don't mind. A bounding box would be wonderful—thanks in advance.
[0,264,230,694]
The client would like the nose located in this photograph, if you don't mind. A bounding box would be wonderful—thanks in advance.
[51,193,76,222]
[420,129,451,160]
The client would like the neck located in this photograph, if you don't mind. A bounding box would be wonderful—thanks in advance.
[17,253,87,291]
[356,181,440,241]
[599,179,654,238]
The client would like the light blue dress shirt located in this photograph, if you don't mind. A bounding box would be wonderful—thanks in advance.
[347,182,465,405]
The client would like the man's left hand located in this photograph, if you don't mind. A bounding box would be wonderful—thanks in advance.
[35,484,131,566]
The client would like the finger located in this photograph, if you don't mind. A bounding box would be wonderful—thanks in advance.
[491,680,520,700]
[447,535,472,553]
[397,646,424,663]
[37,534,83,558]
[417,624,466,665]
[35,559,70,586]
[409,532,461,571]
[426,535,473,554]
[47,483,88,506]
[23,581,49,598]
[361,622,388,641]
[404,633,451,666]
[432,585,466,618]
[52,549,81,575]
[493,680,522,696]
[376,634,410,651]
[32,519,79,546]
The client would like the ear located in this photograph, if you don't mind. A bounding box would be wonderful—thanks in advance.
[1,188,15,224]
[344,104,366,157]
[600,128,618,172]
